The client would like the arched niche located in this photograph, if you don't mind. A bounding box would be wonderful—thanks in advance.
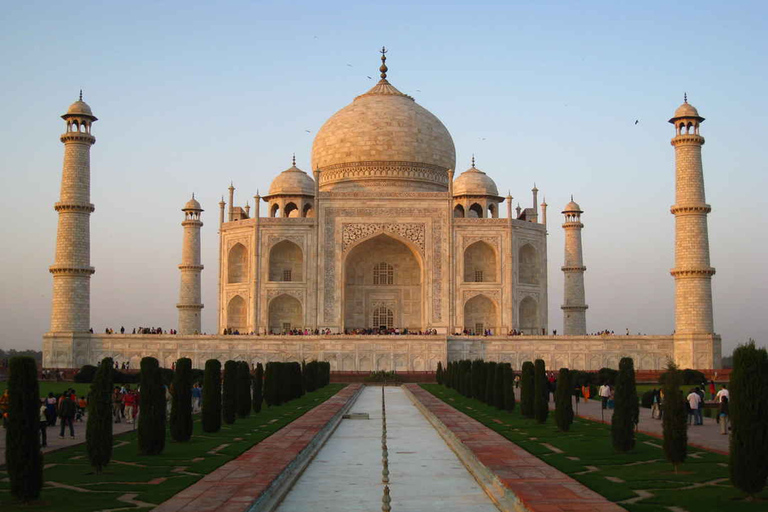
[463,241,497,282]
[302,203,314,217]
[463,294,498,334]
[227,243,247,283]
[270,203,279,217]
[227,295,247,332]
[344,233,422,330]
[519,296,538,334]
[269,240,303,282]
[268,294,303,333]
[453,204,465,218]
[519,244,539,285]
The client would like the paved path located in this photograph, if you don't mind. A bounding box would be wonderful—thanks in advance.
[155,384,362,512]
[276,386,499,512]
[564,396,729,454]
[0,415,137,464]
[407,384,623,512]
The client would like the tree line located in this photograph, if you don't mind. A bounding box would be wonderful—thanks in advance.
[3,356,331,503]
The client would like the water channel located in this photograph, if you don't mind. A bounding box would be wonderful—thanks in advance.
[274,386,499,512]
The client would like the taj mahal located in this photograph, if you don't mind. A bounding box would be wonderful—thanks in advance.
[43,50,721,372]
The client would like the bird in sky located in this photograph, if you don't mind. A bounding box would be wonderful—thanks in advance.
[635,120,639,125]
[305,130,311,133]
[367,76,372,79]
[347,63,353,67]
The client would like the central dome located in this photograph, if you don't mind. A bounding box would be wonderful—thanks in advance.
[311,77,456,192]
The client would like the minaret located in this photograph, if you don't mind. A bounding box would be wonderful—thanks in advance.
[669,96,717,367]
[561,197,587,335]
[177,195,204,334]
[541,197,548,228]
[218,196,225,226]
[49,93,97,334]
[228,182,235,222]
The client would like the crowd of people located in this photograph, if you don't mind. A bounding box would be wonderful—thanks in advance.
[646,382,730,434]
[96,327,180,335]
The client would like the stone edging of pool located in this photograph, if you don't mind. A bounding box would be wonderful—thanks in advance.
[154,383,363,512]
[403,383,624,512]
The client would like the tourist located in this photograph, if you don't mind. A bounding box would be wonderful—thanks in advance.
[599,383,611,409]
[715,384,729,403]
[45,392,58,425]
[192,383,202,412]
[58,392,76,439]
[0,389,10,428]
[708,379,716,400]
[581,384,590,403]
[123,387,137,423]
[112,386,123,423]
[718,396,729,435]
[39,399,48,447]
[650,389,661,419]
[686,388,702,426]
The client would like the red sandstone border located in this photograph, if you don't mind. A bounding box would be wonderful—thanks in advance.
[405,384,624,512]
[154,383,362,512]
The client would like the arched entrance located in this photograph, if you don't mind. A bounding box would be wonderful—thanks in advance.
[343,233,423,331]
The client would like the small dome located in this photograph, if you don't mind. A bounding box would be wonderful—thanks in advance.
[674,102,699,118]
[453,165,499,197]
[268,164,315,196]
[65,100,95,118]
[563,199,582,213]
[183,195,202,211]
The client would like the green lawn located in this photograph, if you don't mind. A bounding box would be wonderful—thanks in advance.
[421,384,767,512]
[0,381,92,397]
[0,384,345,511]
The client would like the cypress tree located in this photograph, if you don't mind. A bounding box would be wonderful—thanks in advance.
[264,362,276,406]
[138,357,166,455]
[661,362,687,472]
[170,358,193,442]
[278,363,291,404]
[554,368,574,432]
[202,359,222,433]
[5,356,42,503]
[494,363,505,409]
[520,361,535,418]
[236,361,252,418]
[470,360,482,399]
[252,362,263,413]
[222,360,238,424]
[291,362,304,400]
[502,364,516,412]
[729,341,768,496]
[87,357,114,472]
[436,361,443,385]
[485,362,497,405]
[611,357,639,452]
[534,359,549,423]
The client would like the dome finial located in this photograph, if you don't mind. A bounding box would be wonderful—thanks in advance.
[684,92,688,103]
[379,46,388,80]
[471,154,475,168]
[192,192,195,199]
[571,194,574,201]
[292,153,296,167]
[79,89,83,101]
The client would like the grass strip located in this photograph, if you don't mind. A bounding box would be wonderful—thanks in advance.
[421,383,767,511]
[0,383,345,511]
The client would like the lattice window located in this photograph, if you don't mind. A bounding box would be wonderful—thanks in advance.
[282,322,291,332]
[475,270,484,283]
[283,269,292,282]
[475,323,484,334]
[373,307,394,329]
[373,262,394,285]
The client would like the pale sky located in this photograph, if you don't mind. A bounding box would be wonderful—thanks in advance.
[1,1,766,355]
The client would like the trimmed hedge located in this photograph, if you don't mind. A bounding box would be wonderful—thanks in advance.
[222,360,238,424]
[661,362,687,472]
[138,357,165,455]
[236,361,252,419]
[554,367,574,432]
[520,361,535,418]
[252,363,263,414]
[611,357,638,452]
[533,359,548,424]
[202,359,222,433]
[87,357,114,472]
[170,358,193,442]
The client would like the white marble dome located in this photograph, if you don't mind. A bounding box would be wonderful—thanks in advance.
[64,99,95,118]
[311,79,456,191]
[453,165,499,197]
[268,163,315,196]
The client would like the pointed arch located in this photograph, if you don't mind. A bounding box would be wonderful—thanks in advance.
[302,203,314,217]
[464,241,497,282]
[227,243,247,283]
[519,296,538,334]
[519,243,539,284]
[453,204,465,218]
[270,203,279,217]
[468,203,483,218]
[268,294,303,333]
[227,295,247,332]
[269,240,303,281]
[463,294,498,334]
[283,202,299,218]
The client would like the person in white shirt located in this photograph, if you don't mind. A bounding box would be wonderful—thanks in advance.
[687,389,702,425]
[599,384,611,409]
[715,385,729,403]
